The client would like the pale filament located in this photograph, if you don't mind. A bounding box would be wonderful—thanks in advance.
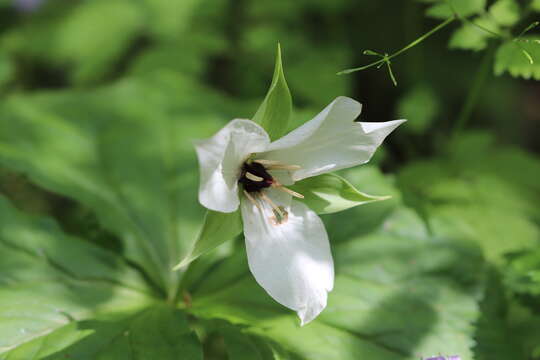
[253,159,301,171]
[244,190,263,212]
[271,179,304,199]
[276,185,304,199]
[267,164,301,171]
[244,190,288,225]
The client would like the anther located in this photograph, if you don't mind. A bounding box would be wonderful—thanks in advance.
[260,192,285,218]
[245,172,264,182]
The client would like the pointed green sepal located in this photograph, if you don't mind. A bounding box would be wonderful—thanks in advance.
[173,210,242,270]
[252,44,293,141]
[290,173,391,215]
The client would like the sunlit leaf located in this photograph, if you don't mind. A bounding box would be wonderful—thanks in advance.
[0,73,228,295]
[1,306,202,360]
[397,132,540,264]
[0,196,154,353]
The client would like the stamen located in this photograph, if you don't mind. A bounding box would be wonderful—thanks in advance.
[244,190,263,212]
[245,172,264,182]
[267,164,301,171]
[277,185,304,199]
[260,192,285,218]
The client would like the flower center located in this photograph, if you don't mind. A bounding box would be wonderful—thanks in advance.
[239,161,274,193]
[239,159,305,226]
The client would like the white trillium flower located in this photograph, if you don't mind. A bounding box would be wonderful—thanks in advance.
[195,96,405,325]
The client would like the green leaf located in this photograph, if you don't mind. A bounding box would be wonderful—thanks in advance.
[532,0,540,12]
[505,248,540,297]
[0,196,155,353]
[188,208,482,360]
[0,73,228,296]
[290,172,390,215]
[142,0,202,39]
[397,132,540,264]
[396,84,440,133]
[52,0,143,85]
[449,16,499,51]
[174,210,242,269]
[0,54,13,88]
[1,305,202,360]
[252,44,293,141]
[426,0,486,19]
[219,323,292,360]
[494,37,540,80]
[489,0,520,27]
[473,271,526,360]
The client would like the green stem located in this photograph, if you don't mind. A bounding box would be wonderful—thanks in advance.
[451,44,495,141]
[338,16,456,75]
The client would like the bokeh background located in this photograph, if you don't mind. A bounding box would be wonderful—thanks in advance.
[0,0,539,359]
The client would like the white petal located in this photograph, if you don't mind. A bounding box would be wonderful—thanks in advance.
[260,96,406,181]
[241,192,334,325]
[196,119,270,212]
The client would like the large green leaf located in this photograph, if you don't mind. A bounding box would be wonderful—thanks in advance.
[0,196,156,353]
[291,172,390,215]
[0,73,228,297]
[1,306,202,360]
[252,44,293,141]
[187,208,482,360]
[397,132,540,264]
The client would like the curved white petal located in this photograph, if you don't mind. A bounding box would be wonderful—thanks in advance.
[241,192,334,325]
[196,119,270,212]
[260,96,406,181]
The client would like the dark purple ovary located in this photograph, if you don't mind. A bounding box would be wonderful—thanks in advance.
[239,162,273,193]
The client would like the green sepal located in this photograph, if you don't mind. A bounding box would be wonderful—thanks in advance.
[252,44,293,141]
[290,172,391,215]
[173,210,242,270]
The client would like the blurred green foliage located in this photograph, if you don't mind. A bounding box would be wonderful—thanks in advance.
[0,0,539,359]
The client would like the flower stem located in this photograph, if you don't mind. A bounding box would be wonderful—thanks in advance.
[337,16,456,75]
[450,43,495,142]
